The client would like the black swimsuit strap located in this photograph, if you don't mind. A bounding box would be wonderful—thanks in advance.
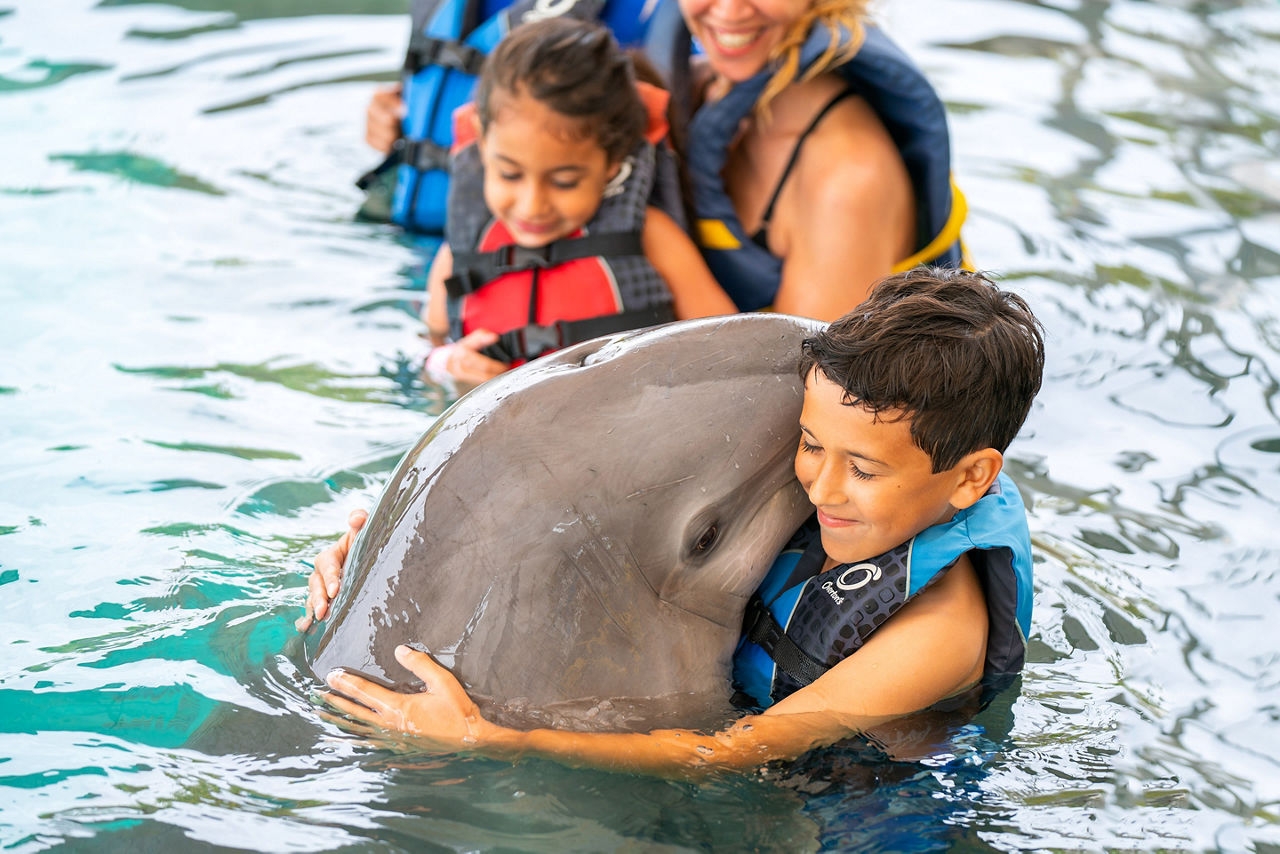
[751,88,861,248]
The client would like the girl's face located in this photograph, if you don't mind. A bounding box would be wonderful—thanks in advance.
[679,0,811,83]
[477,91,618,248]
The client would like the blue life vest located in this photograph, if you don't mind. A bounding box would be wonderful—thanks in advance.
[685,23,968,311]
[734,472,1033,708]
[382,0,663,234]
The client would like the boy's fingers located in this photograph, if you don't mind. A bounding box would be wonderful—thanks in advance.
[393,645,445,684]
[326,669,400,713]
[307,571,331,620]
[320,687,381,726]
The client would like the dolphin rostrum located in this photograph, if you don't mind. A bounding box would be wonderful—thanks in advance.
[304,313,823,731]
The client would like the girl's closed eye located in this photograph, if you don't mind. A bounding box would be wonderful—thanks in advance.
[799,437,821,455]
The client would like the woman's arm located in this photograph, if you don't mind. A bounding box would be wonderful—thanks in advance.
[768,96,915,321]
[643,207,738,320]
[320,555,989,775]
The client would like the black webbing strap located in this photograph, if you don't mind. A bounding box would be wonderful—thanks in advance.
[359,135,450,190]
[482,304,676,363]
[355,140,404,190]
[741,594,830,687]
[445,231,645,299]
[403,34,486,75]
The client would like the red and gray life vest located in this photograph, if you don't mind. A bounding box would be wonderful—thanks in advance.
[443,85,683,364]
[680,22,969,311]
[733,472,1033,708]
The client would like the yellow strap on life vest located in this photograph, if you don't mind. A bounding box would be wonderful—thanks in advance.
[695,218,741,251]
[891,176,969,273]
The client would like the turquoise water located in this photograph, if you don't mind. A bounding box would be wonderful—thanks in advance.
[2,0,1279,850]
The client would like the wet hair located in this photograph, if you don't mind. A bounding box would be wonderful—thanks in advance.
[474,17,648,164]
[759,0,870,116]
[798,267,1045,473]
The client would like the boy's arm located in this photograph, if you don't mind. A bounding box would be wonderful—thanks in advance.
[642,207,738,320]
[321,555,989,775]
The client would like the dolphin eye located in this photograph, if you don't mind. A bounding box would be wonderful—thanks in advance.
[693,524,720,553]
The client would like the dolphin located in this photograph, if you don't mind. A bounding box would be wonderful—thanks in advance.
[304,313,823,731]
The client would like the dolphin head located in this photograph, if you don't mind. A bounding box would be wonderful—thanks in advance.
[305,314,822,729]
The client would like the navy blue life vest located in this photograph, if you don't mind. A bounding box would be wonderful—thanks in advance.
[734,472,1033,708]
[683,22,968,311]
[373,0,663,234]
[443,87,683,364]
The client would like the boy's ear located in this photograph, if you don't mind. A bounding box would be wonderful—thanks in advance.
[948,449,1003,510]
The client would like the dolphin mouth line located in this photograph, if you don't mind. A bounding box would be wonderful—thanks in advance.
[625,475,698,500]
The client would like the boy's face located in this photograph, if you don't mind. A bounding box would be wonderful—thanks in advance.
[794,370,971,565]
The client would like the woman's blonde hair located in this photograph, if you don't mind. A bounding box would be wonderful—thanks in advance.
[757,0,869,116]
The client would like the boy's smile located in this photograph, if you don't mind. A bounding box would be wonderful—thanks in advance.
[795,370,973,566]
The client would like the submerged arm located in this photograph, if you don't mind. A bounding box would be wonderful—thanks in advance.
[321,557,988,776]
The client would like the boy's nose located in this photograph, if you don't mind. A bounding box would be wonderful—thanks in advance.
[806,459,846,507]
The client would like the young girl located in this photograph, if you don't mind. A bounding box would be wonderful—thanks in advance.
[422,17,736,386]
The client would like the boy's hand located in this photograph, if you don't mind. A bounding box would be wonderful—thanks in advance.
[322,645,498,750]
[295,509,368,633]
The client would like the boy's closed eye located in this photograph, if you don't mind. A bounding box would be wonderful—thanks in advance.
[798,437,878,481]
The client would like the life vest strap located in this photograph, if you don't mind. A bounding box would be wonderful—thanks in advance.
[403,33,487,76]
[742,594,830,687]
[484,304,676,363]
[402,138,451,174]
[446,231,646,298]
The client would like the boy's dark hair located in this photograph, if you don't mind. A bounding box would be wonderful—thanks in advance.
[475,17,647,164]
[799,268,1045,473]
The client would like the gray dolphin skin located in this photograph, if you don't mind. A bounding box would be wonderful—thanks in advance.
[304,313,823,730]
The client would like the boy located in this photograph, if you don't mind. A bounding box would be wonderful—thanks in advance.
[311,267,1045,774]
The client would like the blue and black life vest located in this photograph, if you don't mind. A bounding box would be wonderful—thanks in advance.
[360,0,664,234]
[733,472,1033,708]
[680,22,969,311]
[443,85,683,364]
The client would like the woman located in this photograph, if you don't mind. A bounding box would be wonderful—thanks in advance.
[366,0,966,323]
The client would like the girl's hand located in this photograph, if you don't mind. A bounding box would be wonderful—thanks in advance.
[423,330,509,386]
[323,645,495,750]
[295,508,368,633]
[365,84,405,154]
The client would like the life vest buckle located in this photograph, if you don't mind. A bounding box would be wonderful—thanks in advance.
[515,322,564,359]
[498,244,554,272]
[402,139,450,173]
[404,34,486,76]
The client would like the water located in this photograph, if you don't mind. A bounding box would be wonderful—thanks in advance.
[2,0,1278,849]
